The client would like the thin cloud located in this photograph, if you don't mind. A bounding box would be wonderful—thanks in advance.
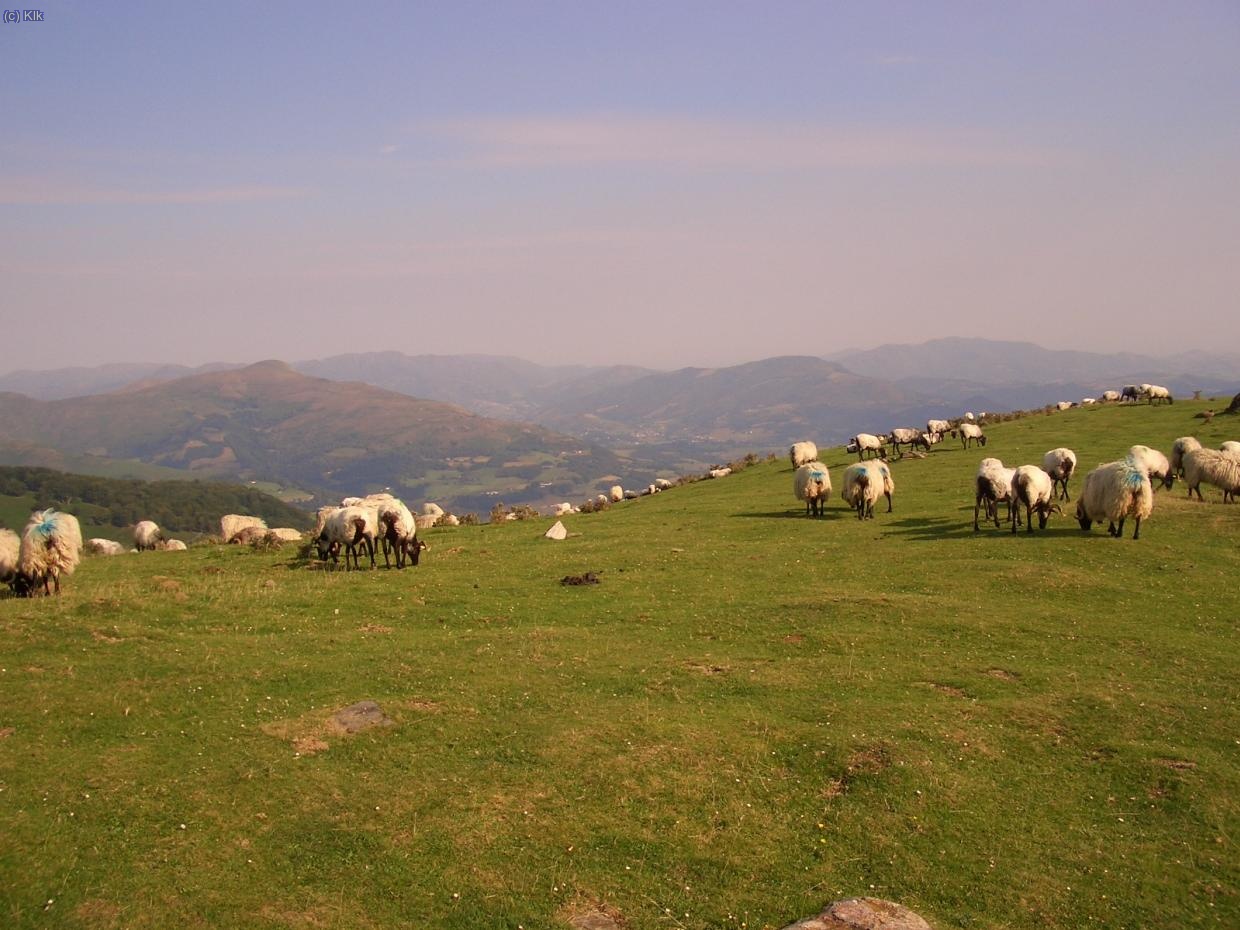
[416,116,1065,170]
[0,182,308,206]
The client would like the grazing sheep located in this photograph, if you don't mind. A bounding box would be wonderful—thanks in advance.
[440,514,460,527]
[1101,390,1120,402]
[220,514,266,542]
[0,528,19,589]
[974,457,1017,531]
[793,462,832,517]
[1011,465,1060,533]
[159,539,188,551]
[414,514,437,531]
[1170,436,1203,478]
[554,502,574,516]
[1182,447,1240,503]
[1081,398,1096,405]
[1055,401,1073,412]
[708,467,732,479]
[927,418,951,437]
[228,526,269,545]
[1221,441,1240,454]
[609,485,625,503]
[133,520,162,552]
[851,433,886,461]
[888,428,926,457]
[1120,385,1142,403]
[422,502,445,518]
[1146,384,1173,405]
[958,422,987,449]
[654,478,673,491]
[1127,445,1175,490]
[1042,448,1077,501]
[1075,461,1154,539]
[314,505,378,570]
[15,509,83,595]
[374,497,421,568]
[789,441,819,469]
[841,460,893,520]
[86,538,125,556]
[623,489,640,500]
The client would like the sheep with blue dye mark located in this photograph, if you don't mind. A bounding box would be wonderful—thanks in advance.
[1041,448,1077,501]
[1075,460,1154,539]
[842,460,893,520]
[793,462,832,517]
[16,509,83,595]
[790,441,818,469]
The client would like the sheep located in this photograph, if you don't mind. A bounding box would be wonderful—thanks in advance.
[314,505,378,570]
[962,412,976,422]
[1055,401,1072,412]
[1075,460,1153,539]
[414,514,437,531]
[609,485,625,503]
[86,538,125,556]
[1120,385,1142,403]
[851,433,886,461]
[1010,464,1060,533]
[228,526,270,545]
[1101,390,1120,402]
[927,418,952,437]
[1127,445,1175,490]
[974,457,1017,531]
[841,460,893,520]
[1146,384,1173,405]
[789,441,818,469]
[340,497,363,507]
[1182,447,1240,503]
[133,520,162,552]
[422,502,445,518]
[267,528,304,542]
[15,509,83,595]
[554,502,574,516]
[374,497,421,568]
[793,462,832,517]
[958,422,987,449]
[623,489,640,500]
[440,514,460,527]
[0,528,19,589]
[159,539,188,552]
[708,467,732,478]
[220,514,266,542]
[1081,398,1096,405]
[1041,448,1077,501]
[1221,441,1240,454]
[888,428,924,457]
[1170,436,1203,478]
[654,478,674,491]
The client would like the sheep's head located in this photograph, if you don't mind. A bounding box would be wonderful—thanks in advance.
[408,538,429,566]
[979,435,988,447]
[11,571,37,597]
[1075,501,1091,530]
[1160,473,1176,491]
[1037,502,1063,529]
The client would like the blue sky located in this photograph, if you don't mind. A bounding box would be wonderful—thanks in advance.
[2,2,1238,372]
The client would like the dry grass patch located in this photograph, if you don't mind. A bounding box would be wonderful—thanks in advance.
[73,898,122,929]
[559,898,628,930]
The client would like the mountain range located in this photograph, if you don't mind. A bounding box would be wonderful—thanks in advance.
[1,340,1237,511]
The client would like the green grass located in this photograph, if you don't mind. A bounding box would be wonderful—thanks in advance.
[1,402,1237,929]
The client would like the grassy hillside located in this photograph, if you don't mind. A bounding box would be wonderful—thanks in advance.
[0,401,1236,929]
[0,466,312,541]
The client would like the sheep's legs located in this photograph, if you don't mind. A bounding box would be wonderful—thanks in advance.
[1131,516,1142,540]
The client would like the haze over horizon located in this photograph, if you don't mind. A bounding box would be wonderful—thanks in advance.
[3,2,1237,374]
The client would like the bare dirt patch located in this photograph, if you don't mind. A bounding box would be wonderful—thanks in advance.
[985,668,1019,681]
[847,743,891,776]
[73,898,121,929]
[1155,758,1197,771]
[91,630,123,644]
[783,633,806,644]
[263,701,395,753]
[927,682,969,699]
[560,900,628,930]
[685,662,729,676]
[0,727,14,739]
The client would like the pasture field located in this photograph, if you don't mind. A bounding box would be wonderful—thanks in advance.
[1,402,1237,929]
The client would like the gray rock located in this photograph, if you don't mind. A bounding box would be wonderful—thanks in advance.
[780,897,932,930]
[331,700,394,734]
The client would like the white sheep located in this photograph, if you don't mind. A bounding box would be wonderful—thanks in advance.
[267,528,304,542]
[609,485,625,503]
[86,538,126,556]
[133,520,162,552]
[841,460,893,520]
[1170,436,1203,478]
[0,528,19,589]
[314,505,378,570]
[372,497,420,568]
[16,509,83,595]
[1055,401,1072,411]
[789,441,818,469]
[1146,384,1173,405]
[1081,398,1096,405]
[554,502,574,516]
[1101,390,1120,402]
[1010,464,1060,533]
[340,497,364,507]
[958,422,987,449]
[1126,445,1174,490]
[1041,448,1077,501]
[927,418,951,437]
[654,478,674,491]
[220,514,266,542]
[974,457,1017,531]
[1182,447,1240,504]
[159,539,188,551]
[963,412,976,422]
[422,502,445,518]
[623,489,640,500]
[708,467,732,479]
[1221,441,1240,455]
[793,462,832,517]
[440,514,460,527]
[1075,460,1154,539]
[851,433,886,461]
